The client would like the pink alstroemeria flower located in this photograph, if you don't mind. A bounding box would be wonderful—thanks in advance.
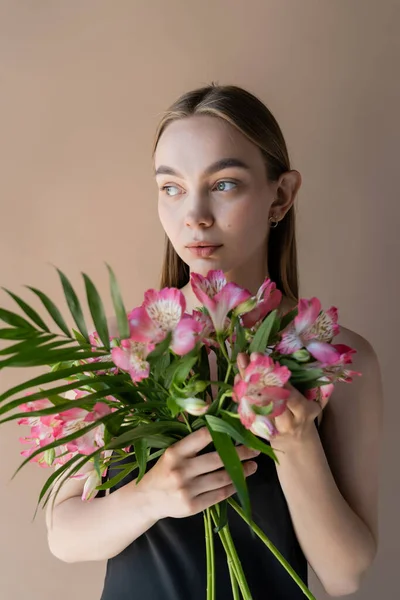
[18,398,74,466]
[58,393,111,455]
[276,298,340,365]
[240,278,282,329]
[128,288,202,355]
[71,450,113,501]
[191,270,252,333]
[191,309,218,351]
[111,339,154,383]
[233,353,291,440]
[85,331,119,375]
[305,344,361,404]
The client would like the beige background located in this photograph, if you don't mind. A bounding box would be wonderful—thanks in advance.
[0,1,399,598]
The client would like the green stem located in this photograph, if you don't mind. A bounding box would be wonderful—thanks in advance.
[210,507,253,600]
[180,412,192,432]
[204,509,215,600]
[228,499,316,600]
[228,561,241,600]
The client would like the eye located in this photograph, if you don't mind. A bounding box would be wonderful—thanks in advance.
[160,184,181,197]
[213,180,237,192]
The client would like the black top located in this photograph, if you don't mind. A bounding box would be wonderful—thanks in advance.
[99,426,318,600]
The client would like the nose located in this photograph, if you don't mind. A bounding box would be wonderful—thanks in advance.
[184,192,214,229]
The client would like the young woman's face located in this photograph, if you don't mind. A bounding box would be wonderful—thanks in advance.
[154,115,276,280]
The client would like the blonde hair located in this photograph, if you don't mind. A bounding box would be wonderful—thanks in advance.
[153,84,298,301]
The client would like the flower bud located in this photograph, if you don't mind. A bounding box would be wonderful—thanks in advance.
[44,448,55,466]
[292,349,311,362]
[185,380,209,395]
[233,297,257,317]
[175,396,209,416]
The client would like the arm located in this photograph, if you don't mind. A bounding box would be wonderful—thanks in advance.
[272,331,383,596]
[46,462,157,563]
[46,429,259,563]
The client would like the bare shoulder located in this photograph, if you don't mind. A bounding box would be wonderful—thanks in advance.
[319,326,384,542]
[324,324,383,421]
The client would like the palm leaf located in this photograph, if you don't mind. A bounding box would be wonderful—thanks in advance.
[0,328,39,340]
[0,361,117,403]
[56,269,89,342]
[106,421,188,450]
[82,274,110,350]
[106,264,129,339]
[0,333,58,356]
[2,288,50,332]
[0,308,37,330]
[26,287,70,337]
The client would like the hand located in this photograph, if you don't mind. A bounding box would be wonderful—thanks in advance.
[137,427,260,521]
[236,352,326,449]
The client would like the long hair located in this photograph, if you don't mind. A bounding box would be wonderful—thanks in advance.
[153,84,299,301]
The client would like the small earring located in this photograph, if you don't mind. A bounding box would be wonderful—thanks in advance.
[269,215,280,229]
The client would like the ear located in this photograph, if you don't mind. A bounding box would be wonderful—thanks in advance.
[269,170,302,221]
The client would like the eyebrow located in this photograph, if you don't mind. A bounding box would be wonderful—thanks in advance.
[154,158,251,178]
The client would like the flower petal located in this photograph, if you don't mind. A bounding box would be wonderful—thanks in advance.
[306,341,341,364]
[171,317,203,355]
[250,415,276,440]
[238,397,256,428]
[295,298,321,335]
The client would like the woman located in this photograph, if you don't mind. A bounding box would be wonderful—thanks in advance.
[46,84,383,599]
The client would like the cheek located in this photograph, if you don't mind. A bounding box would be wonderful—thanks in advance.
[221,197,269,237]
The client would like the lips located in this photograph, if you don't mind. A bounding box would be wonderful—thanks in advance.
[186,245,222,258]
[186,243,221,248]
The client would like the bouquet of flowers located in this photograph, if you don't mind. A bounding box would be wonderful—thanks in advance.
[0,266,360,600]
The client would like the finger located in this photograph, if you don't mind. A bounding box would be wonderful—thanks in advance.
[273,408,295,435]
[237,352,249,379]
[191,460,258,496]
[189,445,260,477]
[169,427,212,459]
[192,483,236,514]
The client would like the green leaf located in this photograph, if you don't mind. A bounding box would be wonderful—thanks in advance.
[249,309,277,354]
[2,288,50,332]
[0,333,57,356]
[0,362,117,403]
[164,347,198,388]
[82,274,110,350]
[146,332,173,362]
[280,307,298,331]
[106,421,188,450]
[220,412,278,461]
[205,417,251,521]
[0,388,123,422]
[0,347,108,369]
[290,368,324,383]
[0,328,38,340]
[72,328,91,347]
[35,453,85,518]
[232,320,247,361]
[167,396,180,418]
[213,499,228,533]
[0,308,36,330]
[26,287,70,337]
[153,351,171,382]
[96,460,138,491]
[56,269,89,342]
[134,438,148,484]
[106,264,130,340]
